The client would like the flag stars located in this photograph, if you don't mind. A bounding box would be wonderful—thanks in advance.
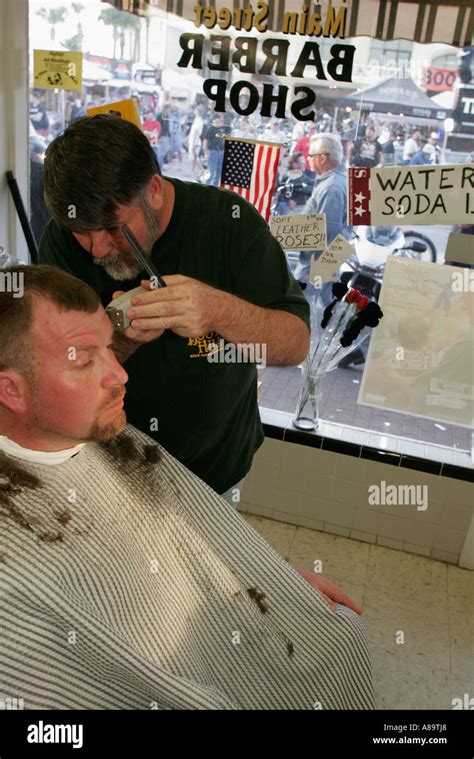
[222,142,255,189]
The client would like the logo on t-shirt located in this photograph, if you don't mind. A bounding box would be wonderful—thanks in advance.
[187,331,223,359]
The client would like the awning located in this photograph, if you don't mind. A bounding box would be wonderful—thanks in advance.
[106,79,162,93]
[82,59,112,82]
[337,73,450,120]
[432,89,456,108]
[161,69,205,94]
[101,0,473,47]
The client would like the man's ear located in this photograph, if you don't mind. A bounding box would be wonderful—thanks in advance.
[148,174,164,213]
[0,372,30,414]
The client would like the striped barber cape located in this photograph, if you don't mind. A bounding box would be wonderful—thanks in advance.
[0,425,374,710]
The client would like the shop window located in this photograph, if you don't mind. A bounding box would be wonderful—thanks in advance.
[28,1,471,458]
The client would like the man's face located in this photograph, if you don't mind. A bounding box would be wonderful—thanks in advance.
[308,140,331,176]
[25,297,129,448]
[72,177,162,281]
[365,127,375,141]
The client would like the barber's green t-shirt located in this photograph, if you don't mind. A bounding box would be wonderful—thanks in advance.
[39,178,310,493]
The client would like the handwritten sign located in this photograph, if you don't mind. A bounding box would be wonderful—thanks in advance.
[310,235,354,285]
[270,214,326,251]
[34,50,83,91]
[348,164,474,226]
[358,256,474,428]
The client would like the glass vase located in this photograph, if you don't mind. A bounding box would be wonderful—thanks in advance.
[293,365,325,431]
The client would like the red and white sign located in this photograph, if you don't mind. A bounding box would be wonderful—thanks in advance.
[422,67,456,93]
[348,164,474,227]
[348,168,371,225]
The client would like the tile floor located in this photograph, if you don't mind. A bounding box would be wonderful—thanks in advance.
[243,513,474,710]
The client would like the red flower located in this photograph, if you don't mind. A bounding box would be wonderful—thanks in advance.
[345,288,362,304]
[357,296,370,310]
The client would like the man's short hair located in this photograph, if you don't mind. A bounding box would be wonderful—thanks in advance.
[309,133,343,165]
[0,265,100,378]
[44,114,161,233]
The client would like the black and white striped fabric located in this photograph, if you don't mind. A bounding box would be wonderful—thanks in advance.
[0,425,374,710]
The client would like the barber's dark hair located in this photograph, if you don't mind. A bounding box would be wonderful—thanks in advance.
[43,114,161,232]
[0,265,100,376]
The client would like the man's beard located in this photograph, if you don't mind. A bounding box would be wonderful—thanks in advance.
[88,409,127,442]
[94,201,158,281]
[94,253,142,281]
[86,387,127,443]
[26,404,126,446]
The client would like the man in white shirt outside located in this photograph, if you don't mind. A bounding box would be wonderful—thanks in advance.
[402,128,421,164]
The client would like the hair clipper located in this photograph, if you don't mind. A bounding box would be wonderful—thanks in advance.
[106,224,166,331]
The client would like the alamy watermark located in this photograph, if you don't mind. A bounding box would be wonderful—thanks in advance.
[27,720,83,749]
[451,270,474,293]
[368,480,428,511]
[355,58,431,82]
[451,693,474,709]
[0,271,23,298]
[207,339,267,366]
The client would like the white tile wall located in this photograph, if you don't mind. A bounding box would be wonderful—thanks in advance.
[241,437,474,567]
[403,542,431,557]
[296,515,325,531]
[376,536,405,551]
[350,529,377,544]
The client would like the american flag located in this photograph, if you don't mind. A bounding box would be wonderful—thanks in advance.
[220,139,281,222]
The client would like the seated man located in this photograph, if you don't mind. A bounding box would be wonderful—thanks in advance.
[0,266,374,710]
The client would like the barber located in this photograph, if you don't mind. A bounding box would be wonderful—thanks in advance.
[40,115,310,504]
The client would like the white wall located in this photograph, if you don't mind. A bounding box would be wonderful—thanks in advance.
[240,437,473,567]
[0,0,29,263]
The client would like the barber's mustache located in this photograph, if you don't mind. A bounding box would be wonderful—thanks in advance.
[94,250,137,265]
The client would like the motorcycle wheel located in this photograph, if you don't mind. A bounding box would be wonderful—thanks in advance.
[403,231,437,263]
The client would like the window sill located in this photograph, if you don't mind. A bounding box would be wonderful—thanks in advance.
[259,406,473,482]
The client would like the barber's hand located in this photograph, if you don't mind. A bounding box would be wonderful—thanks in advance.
[292,565,361,615]
[124,274,224,338]
[111,280,165,344]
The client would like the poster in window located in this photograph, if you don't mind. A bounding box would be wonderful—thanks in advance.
[358,256,473,429]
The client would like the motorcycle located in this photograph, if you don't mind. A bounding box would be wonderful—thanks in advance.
[329,226,436,368]
[338,225,437,301]
[270,169,314,216]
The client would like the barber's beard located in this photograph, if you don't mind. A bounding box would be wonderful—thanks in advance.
[94,253,142,281]
[94,201,158,281]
